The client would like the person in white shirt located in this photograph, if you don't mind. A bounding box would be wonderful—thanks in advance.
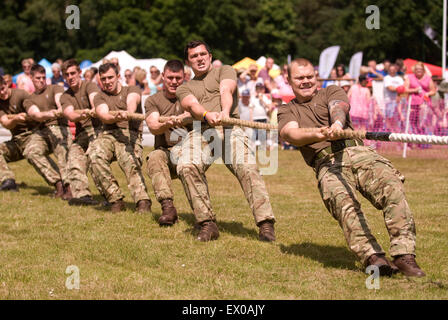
[249,83,271,147]
[383,64,404,132]
[238,89,254,140]
[241,64,264,96]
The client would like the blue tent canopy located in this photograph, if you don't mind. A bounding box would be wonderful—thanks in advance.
[38,58,53,78]
[80,60,92,69]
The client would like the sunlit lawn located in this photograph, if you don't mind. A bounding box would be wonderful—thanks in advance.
[0,147,447,299]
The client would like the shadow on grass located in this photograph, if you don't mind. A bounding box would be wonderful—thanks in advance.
[178,213,258,239]
[18,182,54,196]
[90,197,137,213]
[280,242,358,271]
[178,213,199,236]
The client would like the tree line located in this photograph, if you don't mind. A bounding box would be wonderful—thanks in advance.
[0,0,443,74]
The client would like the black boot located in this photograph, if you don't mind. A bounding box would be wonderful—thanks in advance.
[0,179,19,192]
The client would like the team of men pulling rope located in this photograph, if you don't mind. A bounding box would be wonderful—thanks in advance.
[11,110,448,144]
[1,40,437,279]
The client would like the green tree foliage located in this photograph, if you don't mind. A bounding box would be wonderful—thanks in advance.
[0,0,443,74]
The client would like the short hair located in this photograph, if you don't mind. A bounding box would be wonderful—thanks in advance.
[388,63,398,70]
[134,69,147,83]
[288,58,313,79]
[184,40,211,62]
[22,58,32,66]
[0,76,5,86]
[413,61,425,71]
[336,64,346,74]
[164,60,184,73]
[184,65,192,72]
[395,58,404,68]
[99,63,119,75]
[51,63,61,71]
[358,74,367,82]
[83,69,94,78]
[61,59,80,74]
[30,64,46,76]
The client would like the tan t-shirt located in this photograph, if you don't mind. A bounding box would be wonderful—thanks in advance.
[277,85,356,166]
[176,65,239,120]
[23,84,68,127]
[0,89,39,136]
[60,80,101,134]
[145,91,191,149]
[94,85,143,132]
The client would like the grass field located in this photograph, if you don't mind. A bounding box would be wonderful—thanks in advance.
[0,147,447,300]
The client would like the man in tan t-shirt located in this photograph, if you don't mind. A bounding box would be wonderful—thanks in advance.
[145,59,191,226]
[23,64,73,200]
[278,58,425,278]
[175,40,276,242]
[60,59,103,206]
[88,63,151,213]
[0,76,61,192]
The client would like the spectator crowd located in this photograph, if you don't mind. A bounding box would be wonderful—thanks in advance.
[2,55,448,151]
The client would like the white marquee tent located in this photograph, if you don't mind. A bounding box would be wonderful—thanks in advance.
[83,50,167,80]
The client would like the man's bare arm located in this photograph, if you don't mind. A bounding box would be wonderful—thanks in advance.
[126,92,141,114]
[219,78,237,118]
[180,94,220,126]
[329,99,350,129]
[146,111,173,135]
[280,121,328,147]
[63,105,89,122]
[27,105,59,122]
[95,103,122,124]
[54,92,63,112]
[0,114,27,130]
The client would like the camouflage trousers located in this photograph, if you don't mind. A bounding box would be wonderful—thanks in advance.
[25,125,72,186]
[176,124,275,225]
[67,126,104,198]
[0,130,58,184]
[88,129,150,204]
[316,146,416,264]
[145,147,182,203]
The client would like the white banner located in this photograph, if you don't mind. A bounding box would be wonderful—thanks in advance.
[318,46,340,78]
[349,51,363,81]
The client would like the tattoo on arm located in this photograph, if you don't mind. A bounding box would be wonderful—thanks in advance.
[329,100,349,127]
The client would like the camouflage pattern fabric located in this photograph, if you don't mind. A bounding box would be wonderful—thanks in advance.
[67,126,104,198]
[0,131,35,182]
[176,124,275,225]
[316,145,416,264]
[88,129,150,204]
[24,125,72,185]
[145,147,181,203]
[0,130,63,186]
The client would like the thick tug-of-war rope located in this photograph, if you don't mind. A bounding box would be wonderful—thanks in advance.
[10,110,447,145]
[159,116,278,130]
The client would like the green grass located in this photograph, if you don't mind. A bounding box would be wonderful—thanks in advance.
[0,148,447,299]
